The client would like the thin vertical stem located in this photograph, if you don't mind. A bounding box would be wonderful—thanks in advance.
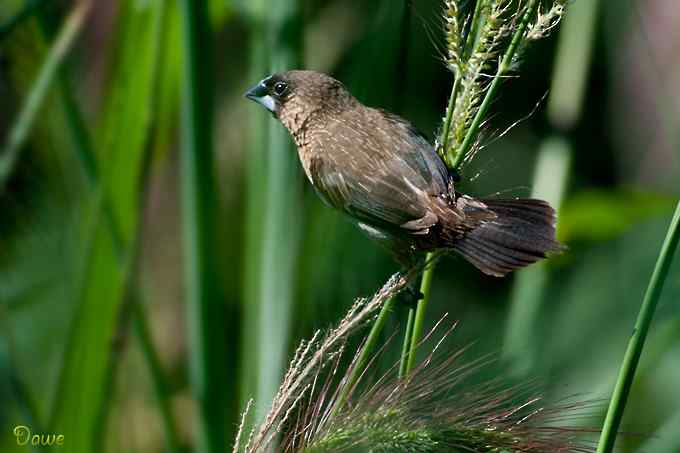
[596,202,680,453]
[252,0,303,420]
[405,252,437,373]
[463,0,487,59]
[439,77,460,159]
[179,1,226,452]
[398,305,416,378]
[447,0,539,169]
[503,0,599,374]
[35,4,180,450]
[0,1,90,193]
[334,297,397,416]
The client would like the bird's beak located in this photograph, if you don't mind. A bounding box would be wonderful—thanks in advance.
[244,78,278,115]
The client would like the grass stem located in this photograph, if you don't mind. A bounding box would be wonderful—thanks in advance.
[405,252,437,373]
[439,77,460,160]
[334,297,397,415]
[463,0,487,60]
[447,0,539,169]
[35,4,180,450]
[398,305,416,378]
[596,201,680,453]
[0,0,89,193]
[179,0,227,451]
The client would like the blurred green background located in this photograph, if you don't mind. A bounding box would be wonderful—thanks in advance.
[1,0,679,452]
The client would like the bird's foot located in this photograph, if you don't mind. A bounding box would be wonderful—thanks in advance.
[396,286,424,309]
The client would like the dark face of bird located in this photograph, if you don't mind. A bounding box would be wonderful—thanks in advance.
[244,70,357,136]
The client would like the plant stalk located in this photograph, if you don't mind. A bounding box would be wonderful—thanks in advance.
[405,252,437,373]
[0,0,89,193]
[34,4,180,450]
[334,297,397,415]
[447,0,540,169]
[179,0,227,451]
[439,77,460,159]
[463,0,487,60]
[398,304,416,378]
[596,201,680,453]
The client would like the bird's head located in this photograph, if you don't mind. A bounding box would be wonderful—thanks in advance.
[245,70,356,131]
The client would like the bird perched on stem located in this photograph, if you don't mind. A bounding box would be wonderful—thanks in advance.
[245,70,561,276]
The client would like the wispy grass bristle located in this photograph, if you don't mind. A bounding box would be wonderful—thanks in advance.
[284,326,597,453]
[235,272,412,453]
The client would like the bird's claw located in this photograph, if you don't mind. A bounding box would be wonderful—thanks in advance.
[397,287,424,308]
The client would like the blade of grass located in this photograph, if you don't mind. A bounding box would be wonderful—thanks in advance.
[49,1,169,451]
[546,0,600,132]
[240,0,269,429]
[45,1,181,450]
[503,0,599,375]
[596,201,680,453]
[446,0,539,169]
[502,138,570,374]
[398,304,415,378]
[333,297,397,415]
[241,0,303,422]
[178,1,228,451]
[0,0,89,194]
[405,253,436,373]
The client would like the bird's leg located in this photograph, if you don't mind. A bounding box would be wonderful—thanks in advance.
[396,284,424,308]
[394,253,426,308]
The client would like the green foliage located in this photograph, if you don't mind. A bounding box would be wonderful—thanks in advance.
[50,2,167,452]
[178,0,229,451]
[559,189,675,242]
[1,0,679,452]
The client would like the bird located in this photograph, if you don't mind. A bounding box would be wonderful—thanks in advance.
[245,70,562,277]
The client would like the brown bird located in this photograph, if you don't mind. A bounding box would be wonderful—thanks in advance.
[245,70,561,276]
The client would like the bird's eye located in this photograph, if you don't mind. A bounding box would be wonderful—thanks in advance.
[273,81,288,96]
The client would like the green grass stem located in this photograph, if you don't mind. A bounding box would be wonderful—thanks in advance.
[0,0,89,194]
[332,296,397,420]
[502,139,570,374]
[179,1,227,451]
[405,252,437,373]
[398,304,416,378]
[547,0,600,131]
[446,0,539,169]
[438,77,460,160]
[243,0,303,422]
[39,2,179,451]
[463,0,488,60]
[240,0,269,429]
[503,0,598,375]
[596,201,680,453]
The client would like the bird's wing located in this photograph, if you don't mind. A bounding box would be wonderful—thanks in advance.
[308,111,450,234]
[309,155,436,233]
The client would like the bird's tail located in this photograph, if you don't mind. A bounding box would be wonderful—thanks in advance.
[452,198,563,277]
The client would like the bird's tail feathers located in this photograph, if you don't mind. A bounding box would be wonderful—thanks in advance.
[452,198,563,277]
